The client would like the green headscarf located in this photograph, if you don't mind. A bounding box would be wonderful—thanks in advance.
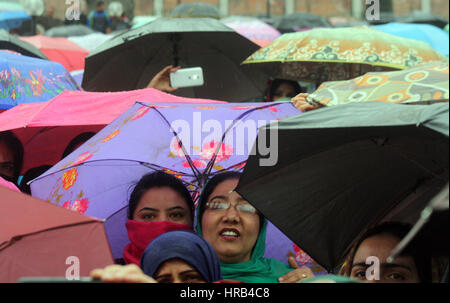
[195,196,291,283]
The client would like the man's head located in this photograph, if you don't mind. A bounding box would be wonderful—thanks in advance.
[96,1,106,12]
[0,131,24,184]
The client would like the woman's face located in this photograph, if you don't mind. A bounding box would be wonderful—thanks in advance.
[0,142,15,180]
[154,258,206,283]
[201,179,260,264]
[350,234,420,283]
[132,187,192,227]
[273,82,297,101]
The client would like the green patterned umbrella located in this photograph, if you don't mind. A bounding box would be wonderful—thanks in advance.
[243,26,447,84]
[306,62,449,107]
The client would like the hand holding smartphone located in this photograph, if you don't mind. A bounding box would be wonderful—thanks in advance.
[170,67,204,88]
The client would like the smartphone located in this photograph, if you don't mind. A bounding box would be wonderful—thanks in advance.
[170,67,204,88]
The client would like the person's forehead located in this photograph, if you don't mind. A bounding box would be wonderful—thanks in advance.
[354,234,399,262]
[0,142,14,160]
[138,187,187,209]
[158,258,196,273]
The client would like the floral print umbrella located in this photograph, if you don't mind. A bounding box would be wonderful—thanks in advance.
[243,26,447,84]
[0,51,80,110]
[306,62,449,107]
[30,101,301,259]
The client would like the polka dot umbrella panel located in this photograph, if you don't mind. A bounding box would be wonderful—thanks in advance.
[306,62,449,107]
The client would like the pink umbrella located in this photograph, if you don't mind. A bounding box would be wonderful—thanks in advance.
[0,88,225,174]
[19,35,89,72]
[222,16,281,47]
[0,176,20,192]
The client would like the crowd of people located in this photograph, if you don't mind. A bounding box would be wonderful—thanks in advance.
[1,1,448,285]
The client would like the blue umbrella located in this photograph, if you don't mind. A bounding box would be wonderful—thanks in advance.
[373,22,449,57]
[0,51,80,109]
[0,10,30,30]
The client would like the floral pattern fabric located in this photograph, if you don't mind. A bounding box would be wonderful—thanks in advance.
[308,62,449,106]
[243,26,447,82]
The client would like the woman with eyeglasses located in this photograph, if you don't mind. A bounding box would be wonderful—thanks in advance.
[196,171,315,283]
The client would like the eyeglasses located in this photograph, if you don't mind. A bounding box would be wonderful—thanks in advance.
[205,199,258,214]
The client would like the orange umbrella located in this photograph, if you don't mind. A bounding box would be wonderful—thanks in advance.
[19,35,89,72]
[0,186,114,282]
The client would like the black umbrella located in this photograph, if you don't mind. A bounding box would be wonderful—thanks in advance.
[273,12,332,33]
[45,24,94,37]
[0,29,47,59]
[170,2,221,19]
[82,17,267,102]
[235,102,449,272]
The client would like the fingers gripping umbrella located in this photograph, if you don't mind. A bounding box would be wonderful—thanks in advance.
[29,101,301,259]
[0,186,114,282]
[82,17,267,102]
[236,102,449,271]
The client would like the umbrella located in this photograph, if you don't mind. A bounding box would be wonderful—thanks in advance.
[0,186,114,283]
[445,24,449,34]
[397,11,448,29]
[19,35,89,72]
[170,2,221,19]
[273,12,332,33]
[0,51,79,110]
[235,101,449,271]
[221,15,281,47]
[70,69,83,86]
[243,26,447,84]
[82,17,267,102]
[0,0,25,11]
[372,22,449,57]
[29,101,301,259]
[306,62,449,107]
[388,184,449,262]
[45,24,94,37]
[0,29,46,59]
[67,32,114,52]
[0,10,29,30]
[0,88,224,174]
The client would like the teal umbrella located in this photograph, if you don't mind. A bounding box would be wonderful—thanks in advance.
[236,102,449,271]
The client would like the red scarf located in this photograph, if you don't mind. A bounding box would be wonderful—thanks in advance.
[123,220,192,266]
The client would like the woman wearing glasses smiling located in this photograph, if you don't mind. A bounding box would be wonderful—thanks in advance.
[196,171,315,283]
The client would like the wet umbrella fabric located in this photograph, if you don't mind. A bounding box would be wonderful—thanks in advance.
[236,102,449,271]
[307,62,449,107]
[19,35,89,72]
[243,26,446,84]
[0,51,79,110]
[82,17,267,102]
[0,88,224,174]
[0,29,47,59]
[30,101,301,259]
[0,10,29,30]
[397,11,448,29]
[0,186,114,283]
[45,24,94,37]
[170,3,221,19]
[273,12,332,33]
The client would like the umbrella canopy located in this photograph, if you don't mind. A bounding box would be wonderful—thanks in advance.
[243,26,447,84]
[273,12,332,33]
[82,17,267,102]
[0,0,25,11]
[221,15,281,47]
[397,11,448,29]
[372,22,449,57]
[45,24,94,37]
[70,69,83,86]
[0,88,224,174]
[307,62,449,107]
[0,51,79,110]
[0,29,46,59]
[0,9,29,30]
[0,186,114,283]
[235,102,449,271]
[67,32,114,52]
[30,101,301,259]
[170,2,221,19]
[19,35,89,72]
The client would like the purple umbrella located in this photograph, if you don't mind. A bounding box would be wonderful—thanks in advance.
[30,101,302,260]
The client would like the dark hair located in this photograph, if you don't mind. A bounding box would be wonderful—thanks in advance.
[198,171,264,229]
[62,132,96,159]
[266,79,304,101]
[19,165,52,194]
[341,222,432,283]
[128,171,195,221]
[0,131,24,183]
[96,1,105,7]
